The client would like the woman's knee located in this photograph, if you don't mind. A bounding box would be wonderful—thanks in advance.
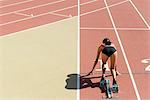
[102,62,106,69]
[110,65,116,70]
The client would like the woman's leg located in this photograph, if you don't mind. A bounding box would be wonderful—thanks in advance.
[101,53,109,78]
[113,52,121,76]
[110,52,117,84]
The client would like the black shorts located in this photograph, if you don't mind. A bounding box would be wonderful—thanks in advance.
[102,47,116,57]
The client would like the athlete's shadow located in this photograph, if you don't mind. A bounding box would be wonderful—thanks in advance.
[65,73,112,90]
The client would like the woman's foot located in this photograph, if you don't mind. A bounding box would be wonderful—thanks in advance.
[100,77,106,92]
[112,80,119,93]
[112,83,119,93]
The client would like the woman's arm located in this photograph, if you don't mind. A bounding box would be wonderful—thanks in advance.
[88,46,102,75]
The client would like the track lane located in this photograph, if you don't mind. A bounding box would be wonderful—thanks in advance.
[131,0,150,27]
[80,29,137,100]
[119,30,150,100]
[0,13,66,36]
[81,9,112,28]
[0,0,58,15]
[109,1,147,28]
[0,13,28,24]
[80,0,105,14]
[79,0,150,99]
[0,0,77,36]
[0,0,31,6]
[17,0,77,16]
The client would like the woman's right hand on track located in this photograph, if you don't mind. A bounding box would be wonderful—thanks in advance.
[87,70,93,76]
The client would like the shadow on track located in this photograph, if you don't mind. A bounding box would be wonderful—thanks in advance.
[65,73,112,90]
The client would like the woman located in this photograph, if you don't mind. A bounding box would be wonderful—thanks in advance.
[88,38,119,87]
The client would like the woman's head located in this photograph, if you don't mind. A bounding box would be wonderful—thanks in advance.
[102,38,111,45]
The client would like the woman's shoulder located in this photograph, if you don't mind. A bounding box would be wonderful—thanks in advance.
[99,44,105,49]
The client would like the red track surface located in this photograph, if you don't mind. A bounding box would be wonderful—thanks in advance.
[80,0,150,100]
[0,0,78,36]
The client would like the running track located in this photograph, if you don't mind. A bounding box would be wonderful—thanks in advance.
[0,0,78,36]
[80,0,150,100]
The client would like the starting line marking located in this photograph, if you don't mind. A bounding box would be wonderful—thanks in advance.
[145,65,150,71]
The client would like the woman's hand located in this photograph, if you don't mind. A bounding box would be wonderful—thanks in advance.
[87,70,93,76]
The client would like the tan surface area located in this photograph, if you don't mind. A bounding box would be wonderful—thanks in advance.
[0,17,78,100]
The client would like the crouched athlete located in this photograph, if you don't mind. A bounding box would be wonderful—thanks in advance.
[88,38,119,89]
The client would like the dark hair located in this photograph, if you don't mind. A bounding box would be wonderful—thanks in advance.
[103,38,111,45]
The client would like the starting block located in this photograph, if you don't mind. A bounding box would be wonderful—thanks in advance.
[100,79,113,99]
[112,83,119,93]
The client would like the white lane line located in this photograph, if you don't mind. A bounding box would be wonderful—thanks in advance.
[80,0,97,6]
[0,16,77,37]
[77,0,80,99]
[129,0,150,29]
[49,12,71,18]
[80,27,150,31]
[80,6,106,16]
[81,0,129,16]
[14,12,33,17]
[108,0,129,7]
[51,0,99,13]
[0,4,78,26]
[50,5,77,13]
[0,10,70,26]
[0,0,97,16]
[104,0,141,100]
[0,0,97,17]
[0,0,101,26]
[0,0,66,16]
[0,0,33,8]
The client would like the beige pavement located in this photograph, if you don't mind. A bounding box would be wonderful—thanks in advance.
[0,17,78,100]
